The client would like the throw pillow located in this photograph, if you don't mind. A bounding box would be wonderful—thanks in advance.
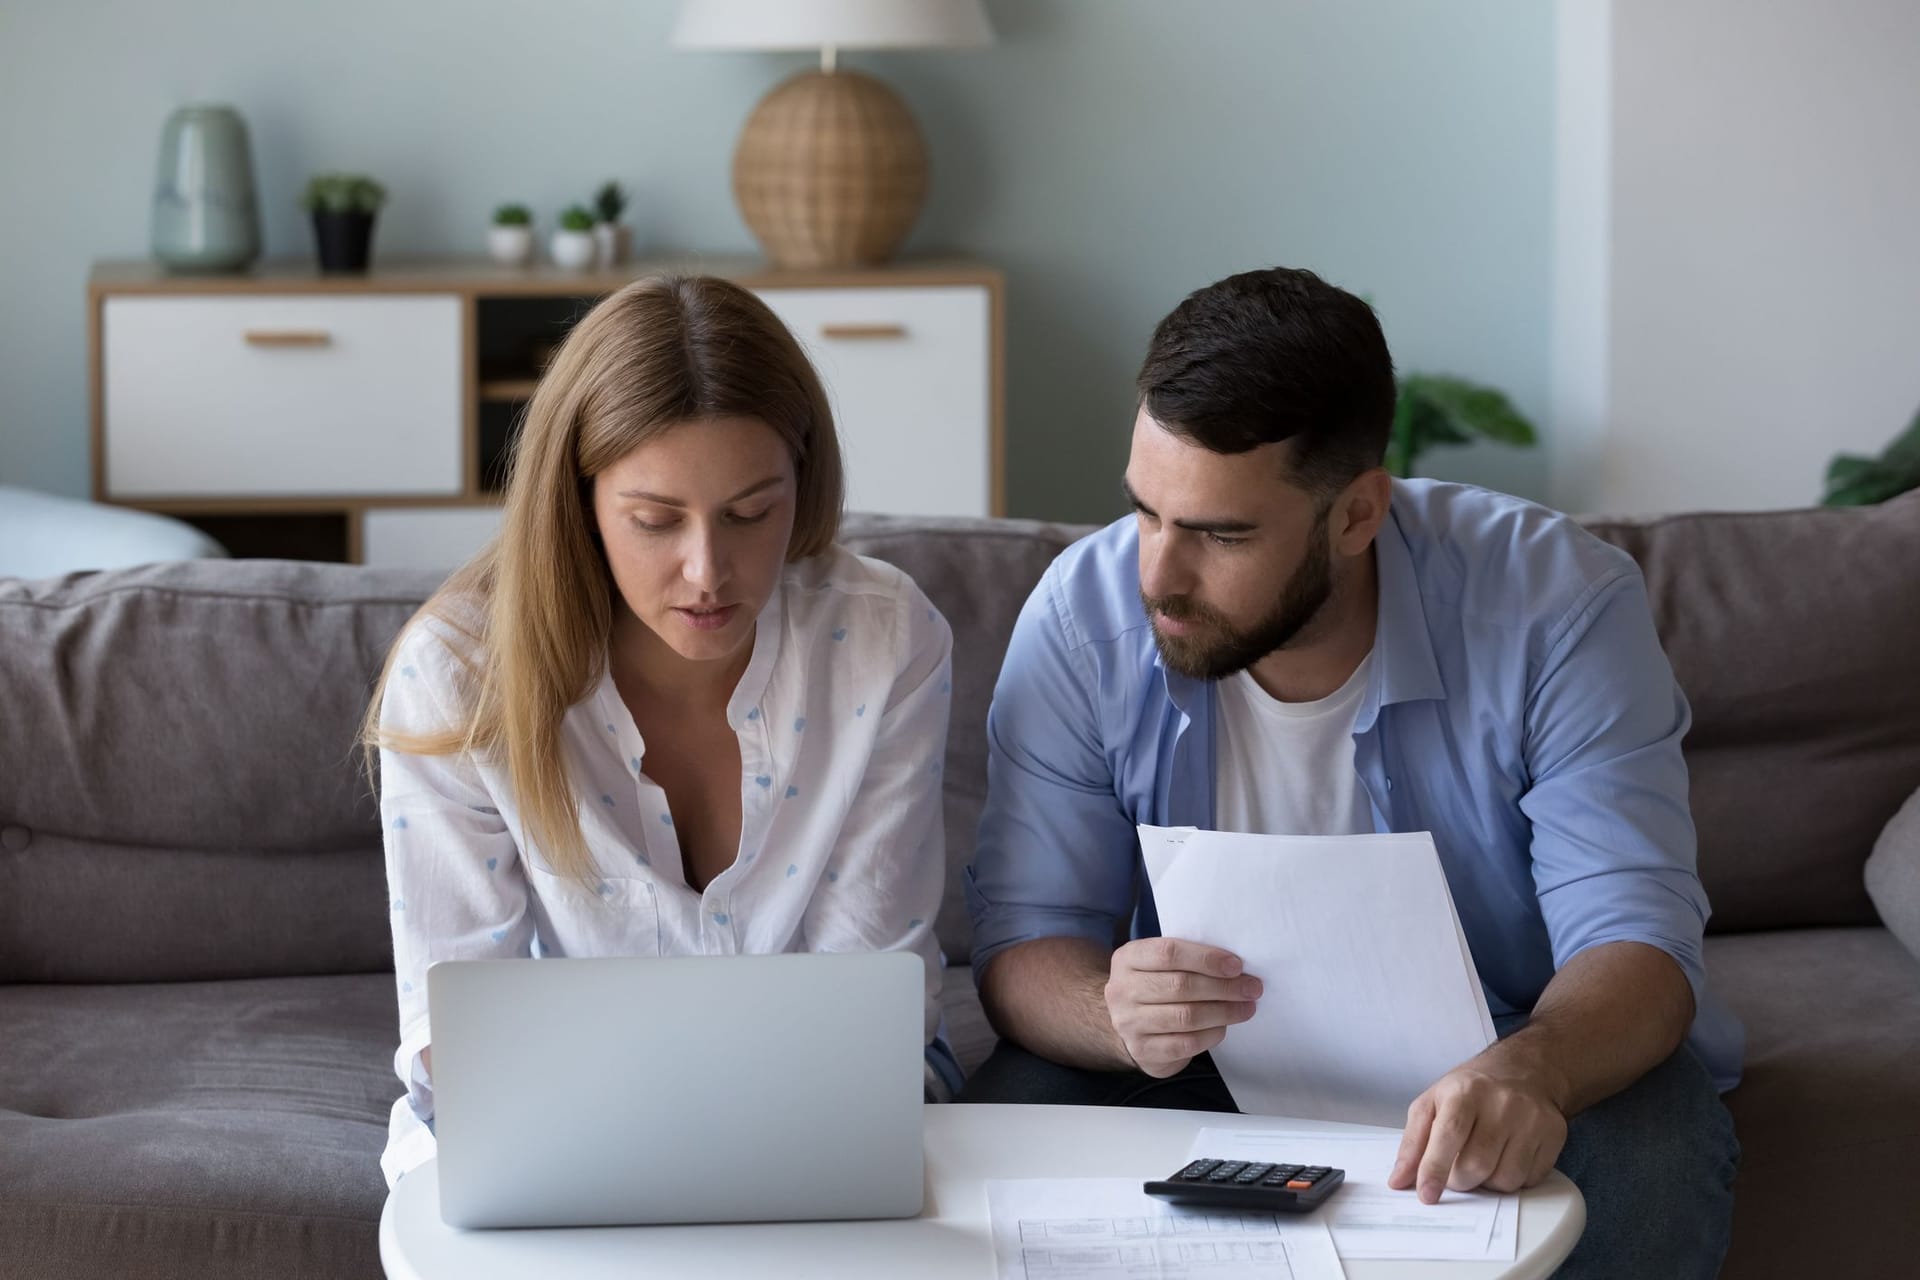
[1865,784,1920,961]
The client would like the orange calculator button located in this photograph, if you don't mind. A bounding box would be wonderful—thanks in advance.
[1286,1179,1313,1190]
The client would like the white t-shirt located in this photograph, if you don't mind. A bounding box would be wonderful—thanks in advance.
[1212,653,1376,837]
[376,545,953,1186]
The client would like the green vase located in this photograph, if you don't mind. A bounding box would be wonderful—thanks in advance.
[151,104,261,273]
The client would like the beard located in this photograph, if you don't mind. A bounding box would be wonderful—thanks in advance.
[1141,517,1334,681]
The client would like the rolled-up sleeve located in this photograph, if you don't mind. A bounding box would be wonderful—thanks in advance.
[1520,569,1712,1010]
[966,568,1138,973]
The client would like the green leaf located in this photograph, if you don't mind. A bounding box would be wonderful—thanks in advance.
[1821,404,1920,505]
[1402,375,1538,446]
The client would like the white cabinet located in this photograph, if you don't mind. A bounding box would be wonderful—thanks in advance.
[756,286,991,519]
[360,507,506,570]
[103,295,463,498]
[88,259,1001,567]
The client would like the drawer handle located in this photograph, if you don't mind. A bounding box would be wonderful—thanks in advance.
[243,330,333,348]
[819,323,908,341]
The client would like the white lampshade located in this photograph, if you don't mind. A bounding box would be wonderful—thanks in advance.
[673,0,994,52]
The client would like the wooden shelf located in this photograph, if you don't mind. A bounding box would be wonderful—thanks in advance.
[478,378,540,402]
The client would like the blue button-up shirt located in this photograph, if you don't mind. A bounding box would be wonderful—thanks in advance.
[966,479,1743,1091]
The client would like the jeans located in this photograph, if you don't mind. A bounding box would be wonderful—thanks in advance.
[958,1016,1739,1279]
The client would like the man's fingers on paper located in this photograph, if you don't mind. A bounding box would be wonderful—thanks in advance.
[1132,1026,1227,1074]
[1484,1134,1540,1194]
[1126,999,1255,1037]
[1121,936,1244,978]
[1131,967,1262,1004]
[1415,1097,1475,1202]
[1389,1095,1435,1190]
[1447,1123,1508,1194]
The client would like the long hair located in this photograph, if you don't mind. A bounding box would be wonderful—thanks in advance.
[361,275,844,882]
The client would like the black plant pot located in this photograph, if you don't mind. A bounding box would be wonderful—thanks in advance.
[311,210,375,273]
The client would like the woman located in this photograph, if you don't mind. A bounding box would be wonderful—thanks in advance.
[365,276,957,1187]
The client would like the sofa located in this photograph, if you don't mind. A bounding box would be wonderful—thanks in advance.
[3,496,1917,1279]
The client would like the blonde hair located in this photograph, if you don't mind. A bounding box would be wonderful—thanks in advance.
[362,275,844,882]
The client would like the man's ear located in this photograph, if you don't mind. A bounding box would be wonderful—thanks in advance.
[1331,468,1392,557]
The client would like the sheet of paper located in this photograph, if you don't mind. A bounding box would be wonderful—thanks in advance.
[986,1178,1346,1280]
[1139,826,1496,1128]
[1188,1128,1517,1262]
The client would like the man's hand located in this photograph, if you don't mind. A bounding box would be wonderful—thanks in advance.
[1388,1046,1569,1203]
[1104,937,1262,1077]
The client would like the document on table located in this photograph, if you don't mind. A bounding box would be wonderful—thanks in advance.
[1187,1128,1517,1262]
[986,1179,1346,1280]
[1139,825,1497,1128]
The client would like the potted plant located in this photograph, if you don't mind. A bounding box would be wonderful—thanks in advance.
[299,173,385,274]
[551,204,597,270]
[592,180,631,267]
[1386,374,1538,478]
[488,203,534,267]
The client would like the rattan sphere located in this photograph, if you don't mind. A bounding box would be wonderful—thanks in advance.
[732,68,929,269]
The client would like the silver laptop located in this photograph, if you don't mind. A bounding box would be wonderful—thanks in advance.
[426,951,926,1229]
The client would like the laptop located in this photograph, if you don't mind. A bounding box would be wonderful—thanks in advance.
[426,950,926,1229]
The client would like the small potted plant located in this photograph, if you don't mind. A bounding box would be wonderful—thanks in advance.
[551,204,597,270]
[299,173,386,274]
[488,203,534,267]
[592,180,631,268]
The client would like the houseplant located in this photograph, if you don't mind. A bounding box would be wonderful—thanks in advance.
[1823,405,1920,505]
[488,203,534,267]
[300,174,385,274]
[592,180,631,267]
[1386,374,1537,478]
[551,205,597,270]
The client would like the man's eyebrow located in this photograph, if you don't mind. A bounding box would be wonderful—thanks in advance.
[616,475,785,507]
[1122,478,1257,534]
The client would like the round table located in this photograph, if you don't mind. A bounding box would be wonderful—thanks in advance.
[381,1103,1585,1279]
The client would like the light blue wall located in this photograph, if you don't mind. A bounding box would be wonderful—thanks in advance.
[0,0,1553,522]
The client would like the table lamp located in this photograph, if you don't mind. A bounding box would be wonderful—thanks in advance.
[673,0,994,269]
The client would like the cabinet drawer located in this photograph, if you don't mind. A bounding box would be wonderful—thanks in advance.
[755,286,991,517]
[360,505,503,571]
[104,295,463,498]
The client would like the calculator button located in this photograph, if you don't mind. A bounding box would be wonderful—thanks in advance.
[1177,1160,1219,1181]
[1286,1179,1313,1190]
[1234,1163,1275,1182]
[1205,1162,1247,1181]
[1260,1172,1294,1186]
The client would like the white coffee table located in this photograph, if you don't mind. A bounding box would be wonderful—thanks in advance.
[380,1103,1585,1279]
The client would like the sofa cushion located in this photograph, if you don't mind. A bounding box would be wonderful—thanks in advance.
[1705,927,1920,1279]
[0,562,441,982]
[1865,786,1920,961]
[0,973,393,1280]
[1584,491,1920,931]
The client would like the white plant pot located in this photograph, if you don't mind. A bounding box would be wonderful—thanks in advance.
[487,224,534,267]
[592,222,631,268]
[550,229,596,270]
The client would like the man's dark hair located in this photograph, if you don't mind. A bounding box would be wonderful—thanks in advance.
[1135,267,1397,496]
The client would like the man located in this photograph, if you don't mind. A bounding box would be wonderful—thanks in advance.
[962,268,1742,1276]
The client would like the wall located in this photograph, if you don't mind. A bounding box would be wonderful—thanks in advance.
[0,0,1555,522]
[1588,0,1920,515]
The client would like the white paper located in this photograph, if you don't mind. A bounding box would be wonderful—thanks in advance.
[1139,826,1496,1128]
[1187,1128,1517,1262]
[986,1178,1347,1280]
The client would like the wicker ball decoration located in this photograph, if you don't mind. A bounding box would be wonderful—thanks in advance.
[731,68,930,270]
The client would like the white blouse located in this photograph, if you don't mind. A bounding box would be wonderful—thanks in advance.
[377,545,954,1186]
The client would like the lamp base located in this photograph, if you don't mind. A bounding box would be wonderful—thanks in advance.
[731,68,929,270]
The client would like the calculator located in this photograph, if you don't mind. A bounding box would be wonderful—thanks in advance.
[1143,1157,1346,1212]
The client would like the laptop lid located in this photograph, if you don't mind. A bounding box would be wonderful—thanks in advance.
[427,951,925,1228]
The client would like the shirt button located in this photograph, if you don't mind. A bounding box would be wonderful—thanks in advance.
[1385,777,1394,792]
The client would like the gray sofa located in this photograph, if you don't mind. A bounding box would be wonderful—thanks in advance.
[3,498,1918,1279]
